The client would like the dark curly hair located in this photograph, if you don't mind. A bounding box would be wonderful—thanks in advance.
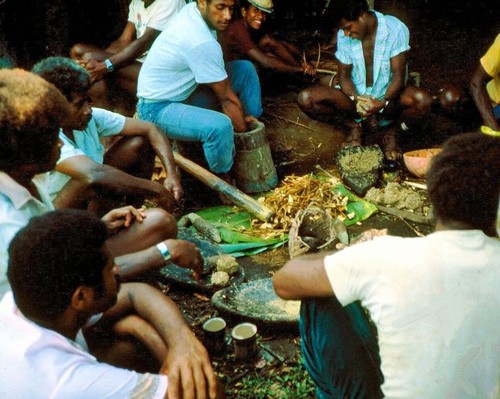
[8,209,110,322]
[32,56,91,101]
[427,132,500,237]
[0,68,69,171]
[325,0,369,27]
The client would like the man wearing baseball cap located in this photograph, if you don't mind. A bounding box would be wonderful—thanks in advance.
[219,0,316,77]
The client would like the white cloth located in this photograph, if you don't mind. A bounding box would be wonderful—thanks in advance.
[128,0,185,62]
[0,292,168,399]
[324,230,500,398]
[45,108,125,201]
[137,2,228,101]
[0,172,54,298]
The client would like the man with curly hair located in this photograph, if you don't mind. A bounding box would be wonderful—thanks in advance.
[0,68,203,298]
[274,132,500,398]
[32,56,182,214]
[1,209,221,398]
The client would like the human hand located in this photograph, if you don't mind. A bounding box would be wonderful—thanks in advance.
[302,62,316,76]
[77,58,107,83]
[356,95,384,117]
[336,228,388,250]
[101,206,146,234]
[161,329,220,399]
[157,188,176,212]
[163,175,183,202]
[163,239,204,279]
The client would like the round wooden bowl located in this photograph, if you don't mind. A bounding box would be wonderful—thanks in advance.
[403,148,442,178]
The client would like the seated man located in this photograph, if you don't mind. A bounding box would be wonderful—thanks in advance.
[297,0,432,168]
[32,57,182,215]
[0,68,202,298]
[70,0,185,116]
[219,0,316,77]
[470,33,500,132]
[1,209,220,399]
[274,132,500,398]
[137,0,263,182]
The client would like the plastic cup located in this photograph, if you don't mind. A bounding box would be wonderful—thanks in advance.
[231,322,258,360]
[202,317,226,355]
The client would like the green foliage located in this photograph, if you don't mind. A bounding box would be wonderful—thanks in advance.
[226,359,315,399]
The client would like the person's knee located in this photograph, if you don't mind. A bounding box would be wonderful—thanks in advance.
[297,89,315,112]
[124,136,153,160]
[205,116,234,173]
[143,208,178,239]
[401,86,433,117]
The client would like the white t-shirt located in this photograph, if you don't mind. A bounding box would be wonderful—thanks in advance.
[45,108,125,201]
[0,292,168,398]
[0,173,54,298]
[137,2,228,101]
[325,230,500,398]
[128,0,185,62]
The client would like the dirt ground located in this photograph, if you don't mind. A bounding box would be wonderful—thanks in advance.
[162,4,498,397]
[2,0,497,396]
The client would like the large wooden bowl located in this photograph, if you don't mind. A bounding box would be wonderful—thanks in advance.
[403,148,442,178]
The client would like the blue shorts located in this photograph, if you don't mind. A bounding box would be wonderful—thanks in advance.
[300,297,384,399]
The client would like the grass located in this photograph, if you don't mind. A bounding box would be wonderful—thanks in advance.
[224,358,315,399]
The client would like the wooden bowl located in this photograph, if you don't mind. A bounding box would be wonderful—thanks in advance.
[403,148,442,178]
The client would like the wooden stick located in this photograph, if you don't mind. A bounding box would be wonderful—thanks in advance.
[316,69,337,75]
[264,111,314,130]
[315,42,321,68]
[173,153,274,222]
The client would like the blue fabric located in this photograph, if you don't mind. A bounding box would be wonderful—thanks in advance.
[299,297,383,399]
[493,104,500,119]
[137,60,261,174]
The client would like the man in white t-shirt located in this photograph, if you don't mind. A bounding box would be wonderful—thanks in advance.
[70,0,185,115]
[1,209,221,399]
[137,0,262,182]
[274,132,500,398]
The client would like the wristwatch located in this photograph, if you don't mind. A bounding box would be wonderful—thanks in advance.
[156,242,171,263]
[104,59,114,72]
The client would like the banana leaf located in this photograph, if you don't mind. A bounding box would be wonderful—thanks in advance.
[195,206,287,256]
[333,183,378,226]
[190,183,376,256]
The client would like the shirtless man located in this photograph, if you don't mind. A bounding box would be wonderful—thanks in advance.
[70,0,185,115]
[298,0,432,168]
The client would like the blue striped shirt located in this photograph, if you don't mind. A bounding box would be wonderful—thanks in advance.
[335,11,410,100]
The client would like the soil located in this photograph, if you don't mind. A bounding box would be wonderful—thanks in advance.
[2,0,497,396]
[164,4,498,396]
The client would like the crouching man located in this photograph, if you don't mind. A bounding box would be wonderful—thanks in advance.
[0,209,221,399]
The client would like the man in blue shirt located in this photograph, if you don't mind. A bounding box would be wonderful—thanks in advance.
[298,0,432,169]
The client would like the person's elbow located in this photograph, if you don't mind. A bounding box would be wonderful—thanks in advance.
[273,272,294,300]
[273,261,299,300]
